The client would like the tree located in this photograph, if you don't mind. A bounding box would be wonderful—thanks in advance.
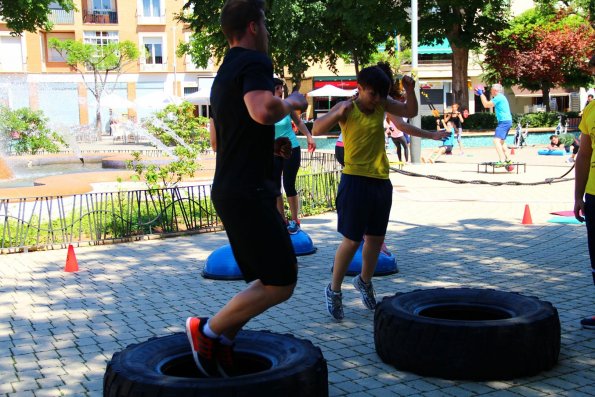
[178,0,334,88]
[0,0,74,34]
[0,106,66,155]
[49,39,139,138]
[483,8,595,111]
[321,0,400,75]
[389,0,511,110]
[177,0,403,88]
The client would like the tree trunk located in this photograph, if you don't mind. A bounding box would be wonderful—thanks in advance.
[450,44,469,111]
[541,84,551,112]
[95,96,102,141]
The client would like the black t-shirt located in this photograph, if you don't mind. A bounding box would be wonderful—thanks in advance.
[210,47,277,200]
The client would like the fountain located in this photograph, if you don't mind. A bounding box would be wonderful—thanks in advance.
[152,116,192,150]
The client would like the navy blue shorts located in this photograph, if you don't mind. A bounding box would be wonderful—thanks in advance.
[336,173,393,242]
[213,196,297,286]
[494,120,513,140]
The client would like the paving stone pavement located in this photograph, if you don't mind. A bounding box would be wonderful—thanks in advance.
[1,148,594,396]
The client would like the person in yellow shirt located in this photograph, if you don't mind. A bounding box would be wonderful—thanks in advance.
[573,54,595,330]
[313,63,449,321]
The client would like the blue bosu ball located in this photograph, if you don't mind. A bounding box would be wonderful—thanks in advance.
[344,242,398,276]
[290,229,317,256]
[202,244,243,280]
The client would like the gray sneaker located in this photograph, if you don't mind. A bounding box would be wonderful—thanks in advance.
[325,283,344,321]
[352,275,377,310]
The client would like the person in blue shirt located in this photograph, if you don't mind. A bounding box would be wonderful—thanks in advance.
[272,78,316,234]
[422,119,455,163]
[477,83,513,165]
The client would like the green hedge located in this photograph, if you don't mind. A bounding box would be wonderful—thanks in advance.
[422,111,579,131]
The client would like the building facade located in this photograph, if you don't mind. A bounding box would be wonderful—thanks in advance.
[0,0,216,127]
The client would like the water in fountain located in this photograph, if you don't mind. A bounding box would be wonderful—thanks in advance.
[121,121,176,157]
[152,117,192,150]
[51,122,85,164]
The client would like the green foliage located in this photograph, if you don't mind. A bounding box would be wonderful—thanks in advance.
[483,7,595,110]
[390,0,511,108]
[178,0,406,85]
[515,112,563,128]
[422,111,577,130]
[0,106,66,154]
[126,147,200,191]
[0,0,75,34]
[146,102,211,152]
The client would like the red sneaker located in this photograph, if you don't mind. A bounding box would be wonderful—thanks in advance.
[185,317,219,377]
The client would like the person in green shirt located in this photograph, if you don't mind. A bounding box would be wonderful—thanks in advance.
[573,54,595,330]
[313,63,448,321]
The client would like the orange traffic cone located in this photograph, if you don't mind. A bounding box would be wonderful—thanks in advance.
[522,204,533,225]
[64,244,79,272]
[510,147,515,155]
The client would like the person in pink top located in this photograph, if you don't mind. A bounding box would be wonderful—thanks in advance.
[385,114,408,162]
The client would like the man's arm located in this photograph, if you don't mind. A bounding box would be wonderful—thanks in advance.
[209,117,217,152]
[479,94,494,109]
[244,90,307,125]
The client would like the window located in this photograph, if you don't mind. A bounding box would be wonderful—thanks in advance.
[49,1,63,9]
[143,0,161,17]
[143,37,163,64]
[84,31,118,46]
[46,32,75,63]
[93,0,112,11]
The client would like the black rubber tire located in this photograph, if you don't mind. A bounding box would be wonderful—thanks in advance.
[374,288,560,380]
[104,331,328,397]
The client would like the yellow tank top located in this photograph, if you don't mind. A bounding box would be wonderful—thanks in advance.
[340,101,389,179]
[580,102,595,194]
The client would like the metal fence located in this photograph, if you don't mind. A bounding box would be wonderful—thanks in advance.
[0,171,341,253]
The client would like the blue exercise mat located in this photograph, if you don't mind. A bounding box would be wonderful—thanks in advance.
[538,149,564,156]
[547,216,583,225]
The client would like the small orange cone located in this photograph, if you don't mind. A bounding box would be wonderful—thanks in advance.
[510,147,515,155]
[64,244,79,272]
[522,204,533,225]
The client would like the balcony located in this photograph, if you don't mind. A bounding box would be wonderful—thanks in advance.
[48,9,74,24]
[83,10,118,24]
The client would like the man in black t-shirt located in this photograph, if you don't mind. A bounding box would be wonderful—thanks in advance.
[185,0,307,378]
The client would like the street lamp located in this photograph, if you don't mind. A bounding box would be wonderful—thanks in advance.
[410,0,422,163]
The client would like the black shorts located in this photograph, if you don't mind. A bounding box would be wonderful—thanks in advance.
[336,173,392,241]
[213,196,297,286]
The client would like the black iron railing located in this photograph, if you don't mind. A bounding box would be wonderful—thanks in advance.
[0,171,341,253]
[83,10,118,24]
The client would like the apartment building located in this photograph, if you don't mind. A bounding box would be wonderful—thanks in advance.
[0,0,215,126]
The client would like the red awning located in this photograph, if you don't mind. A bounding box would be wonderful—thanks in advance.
[313,80,357,90]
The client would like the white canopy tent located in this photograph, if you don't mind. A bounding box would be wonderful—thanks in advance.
[101,93,136,109]
[307,84,356,116]
[307,84,356,98]
[184,89,211,106]
[134,91,183,110]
